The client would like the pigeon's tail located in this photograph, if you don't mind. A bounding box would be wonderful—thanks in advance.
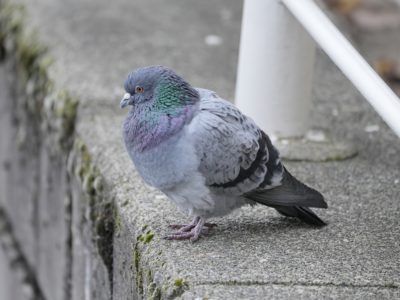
[273,206,326,226]
[245,167,327,226]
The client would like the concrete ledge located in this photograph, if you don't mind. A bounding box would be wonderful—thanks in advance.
[1,0,400,299]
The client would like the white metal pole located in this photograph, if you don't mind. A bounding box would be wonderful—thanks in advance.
[282,0,400,138]
[235,0,316,138]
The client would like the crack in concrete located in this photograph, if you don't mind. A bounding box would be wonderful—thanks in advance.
[63,169,73,300]
[195,280,399,289]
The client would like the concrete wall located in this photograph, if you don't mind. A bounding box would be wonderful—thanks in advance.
[0,5,113,299]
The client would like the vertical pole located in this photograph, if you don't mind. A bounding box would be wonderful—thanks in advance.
[235,0,316,138]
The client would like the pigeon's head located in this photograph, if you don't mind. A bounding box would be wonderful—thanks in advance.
[120,66,199,111]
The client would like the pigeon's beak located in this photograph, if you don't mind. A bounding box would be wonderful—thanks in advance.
[120,93,132,109]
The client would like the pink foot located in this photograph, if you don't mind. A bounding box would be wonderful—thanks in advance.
[169,219,217,232]
[165,217,215,242]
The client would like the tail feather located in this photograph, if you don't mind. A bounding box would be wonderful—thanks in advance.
[274,206,327,226]
[245,167,327,226]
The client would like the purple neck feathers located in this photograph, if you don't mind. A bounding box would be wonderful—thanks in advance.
[123,104,197,152]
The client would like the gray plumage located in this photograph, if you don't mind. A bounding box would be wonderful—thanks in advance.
[121,66,327,241]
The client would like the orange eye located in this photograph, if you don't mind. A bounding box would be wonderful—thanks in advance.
[135,86,144,93]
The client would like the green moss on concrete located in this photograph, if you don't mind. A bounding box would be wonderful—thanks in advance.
[15,31,47,77]
[138,232,155,244]
[131,229,190,299]
[93,200,114,288]
[69,138,116,294]
[75,144,92,182]
[132,244,144,295]
[144,233,154,244]
[83,167,98,196]
[113,205,122,236]
[0,2,24,60]
[55,90,79,150]
[0,2,52,118]
[147,282,161,300]
[131,226,167,298]
[146,269,162,300]
[73,139,93,183]
[36,54,53,79]
[133,246,140,273]
[0,0,25,36]
[0,3,24,36]
[70,139,115,282]
[160,277,189,299]
[174,278,186,288]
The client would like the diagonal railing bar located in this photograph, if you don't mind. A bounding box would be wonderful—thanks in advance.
[282,0,400,138]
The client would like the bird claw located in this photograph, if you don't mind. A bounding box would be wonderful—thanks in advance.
[168,224,196,232]
[168,222,217,233]
[165,217,215,241]
[164,231,200,242]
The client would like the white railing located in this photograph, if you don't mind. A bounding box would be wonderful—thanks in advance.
[236,0,400,138]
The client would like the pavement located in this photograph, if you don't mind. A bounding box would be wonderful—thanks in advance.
[3,0,400,299]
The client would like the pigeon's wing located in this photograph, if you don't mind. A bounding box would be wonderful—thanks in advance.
[190,88,283,195]
[190,89,327,226]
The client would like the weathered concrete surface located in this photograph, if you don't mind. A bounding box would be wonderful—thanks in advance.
[0,0,399,299]
[0,59,39,276]
[181,284,399,300]
[0,208,44,300]
[0,224,33,300]
[0,238,34,300]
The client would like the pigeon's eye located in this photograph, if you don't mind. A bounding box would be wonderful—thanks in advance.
[135,86,144,93]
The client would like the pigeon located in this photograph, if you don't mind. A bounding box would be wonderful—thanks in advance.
[120,66,328,242]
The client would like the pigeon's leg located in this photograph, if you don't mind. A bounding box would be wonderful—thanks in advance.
[190,217,205,242]
[165,216,212,241]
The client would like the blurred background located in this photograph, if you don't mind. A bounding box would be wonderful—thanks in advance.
[325,0,400,95]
